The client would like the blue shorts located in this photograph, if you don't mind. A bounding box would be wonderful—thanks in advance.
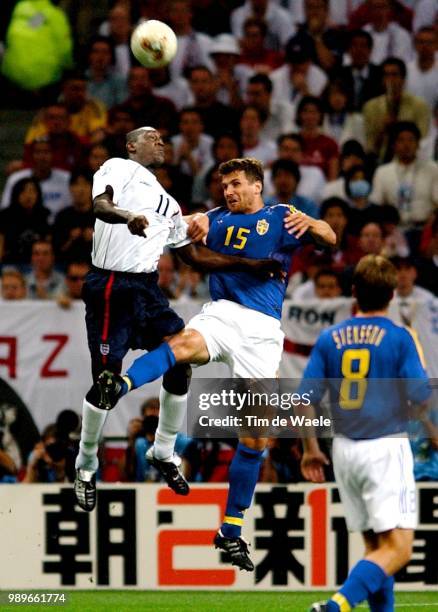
[83,267,184,379]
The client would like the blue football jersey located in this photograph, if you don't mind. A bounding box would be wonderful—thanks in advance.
[301,316,431,438]
[206,204,312,319]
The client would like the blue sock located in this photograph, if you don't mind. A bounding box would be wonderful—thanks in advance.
[368,575,395,612]
[125,343,176,390]
[221,443,263,538]
[327,559,388,611]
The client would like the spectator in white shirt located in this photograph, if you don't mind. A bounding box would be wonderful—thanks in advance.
[25,239,65,300]
[239,105,277,165]
[171,107,214,178]
[167,0,213,79]
[321,79,365,147]
[231,0,295,52]
[392,255,435,300]
[264,133,327,202]
[98,3,133,78]
[292,267,343,300]
[270,39,328,107]
[370,121,438,226]
[1,139,71,223]
[245,73,295,141]
[209,33,247,109]
[364,0,413,64]
[406,27,438,110]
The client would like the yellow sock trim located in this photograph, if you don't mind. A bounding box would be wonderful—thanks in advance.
[223,515,243,526]
[123,375,133,392]
[331,593,351,612]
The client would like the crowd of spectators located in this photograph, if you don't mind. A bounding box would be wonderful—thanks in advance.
[0,0,437,482]
[0,0,437,303]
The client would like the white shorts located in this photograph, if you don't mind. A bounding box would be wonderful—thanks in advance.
[186,299,284,378]
[333,436,417,533]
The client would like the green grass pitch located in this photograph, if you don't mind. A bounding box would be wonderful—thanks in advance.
[1,591,437,611]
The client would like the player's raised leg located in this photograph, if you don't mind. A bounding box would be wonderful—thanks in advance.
[95,327,210,407]
[94,328,210,493]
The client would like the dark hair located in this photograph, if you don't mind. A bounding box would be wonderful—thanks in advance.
[389,255,416,269]
[352,255,397,311]
[381,57,407,79]
[62,68,87,83]
[431,211,438,236]
[314,268,341,285]
[218,157,264,186]
[341,139,366,159]
[322,79,353,113]
[320,197,350,220]
[277,133,304,149]
[107,104,136,125]
[212,133,242,158]
[205,163,221,187]
[10,177,44,210]
[69,168,93,185]
[285,38,313,65]
[348,29,373,50]
[296,96,324,127]
[248,73,273,94]
[359,220,383,238]
[415,26,436,37]
[391,120,421,142]
[271,159,301,183]
[87,35,116,65]
[66,260,90,273]
[179,106,204,122]
[377,204,400,225]
[140,396,160,416]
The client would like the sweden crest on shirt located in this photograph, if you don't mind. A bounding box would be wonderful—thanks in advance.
[256,219,269,235]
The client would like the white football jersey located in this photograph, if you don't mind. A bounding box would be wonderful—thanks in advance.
[91,158,190,273]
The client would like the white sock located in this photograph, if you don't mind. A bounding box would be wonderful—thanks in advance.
[154,387,187,461]
[75,398,108,472]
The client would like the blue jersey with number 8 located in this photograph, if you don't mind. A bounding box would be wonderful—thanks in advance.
[301,316,431,438]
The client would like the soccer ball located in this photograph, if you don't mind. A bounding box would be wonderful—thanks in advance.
[130,20,178,69]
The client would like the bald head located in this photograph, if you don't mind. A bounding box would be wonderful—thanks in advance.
[126,127,165,168]
[126,126,156,145]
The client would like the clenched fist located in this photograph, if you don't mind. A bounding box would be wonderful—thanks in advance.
[187,213,209,243]
[127,213,149,237]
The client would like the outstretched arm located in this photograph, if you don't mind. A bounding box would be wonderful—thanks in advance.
[284,210,336,246]
[93,186,149,236]
[175,243,283,278]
